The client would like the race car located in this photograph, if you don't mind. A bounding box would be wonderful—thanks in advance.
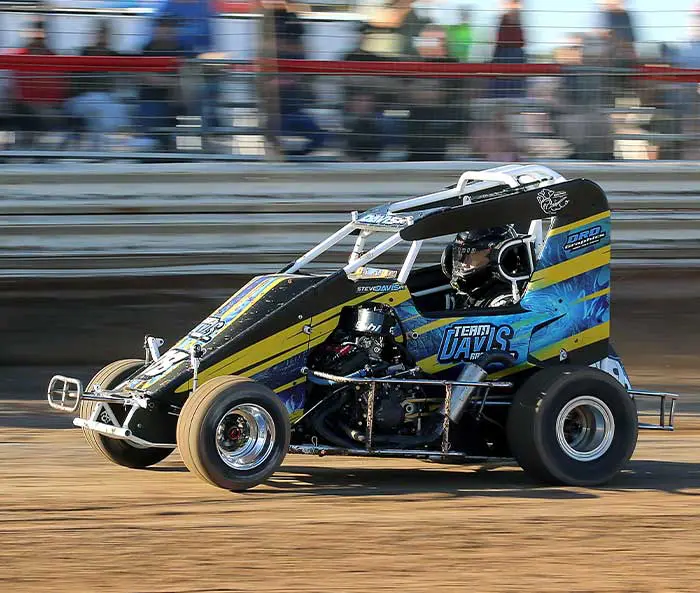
[48,164,677,491]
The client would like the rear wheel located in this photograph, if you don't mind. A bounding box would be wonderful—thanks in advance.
[507,366,638,486]
[80,359,174,469]
[176,376,290,491]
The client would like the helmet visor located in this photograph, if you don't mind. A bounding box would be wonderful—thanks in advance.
[452,246,491,277]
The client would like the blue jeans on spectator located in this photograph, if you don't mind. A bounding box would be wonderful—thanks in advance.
[490,47,527,99]
[139,99,177,151]
[280,110,327,156]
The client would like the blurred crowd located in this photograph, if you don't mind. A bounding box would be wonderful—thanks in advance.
[3,0,700,160]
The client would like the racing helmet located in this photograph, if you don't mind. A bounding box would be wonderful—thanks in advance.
[442,226,517,291]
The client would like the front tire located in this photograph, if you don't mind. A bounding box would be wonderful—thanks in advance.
[176,376,290,491]
[80,359,174,469]
[507,366,638,486]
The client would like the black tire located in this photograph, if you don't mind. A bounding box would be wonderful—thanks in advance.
[507,366,638,486]
[80,359,174,469]
[176,376,290,491]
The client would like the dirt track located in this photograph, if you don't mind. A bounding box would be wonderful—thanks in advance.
[2,420,700,593]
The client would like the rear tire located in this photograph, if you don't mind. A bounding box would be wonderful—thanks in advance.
[80,359,174,469]
[507,366,638,486]
[176,376,290,491]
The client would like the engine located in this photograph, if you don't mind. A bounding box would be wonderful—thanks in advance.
[306,305,444,448]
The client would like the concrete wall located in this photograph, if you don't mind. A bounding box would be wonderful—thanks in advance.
[2,161,699,366]
[2,161,700,279]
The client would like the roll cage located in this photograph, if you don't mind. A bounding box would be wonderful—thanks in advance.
[285,164,567,283]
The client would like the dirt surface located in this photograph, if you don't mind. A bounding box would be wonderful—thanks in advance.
[1,420,699,593]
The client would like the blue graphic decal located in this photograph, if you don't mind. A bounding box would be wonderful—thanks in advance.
[564,225,606,252]
[437,323,515,363]
[538,216,611,269]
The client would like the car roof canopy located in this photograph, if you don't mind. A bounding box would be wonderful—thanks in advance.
[355,164,568,237]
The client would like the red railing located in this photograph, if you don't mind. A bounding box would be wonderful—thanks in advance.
[1,54,700,82]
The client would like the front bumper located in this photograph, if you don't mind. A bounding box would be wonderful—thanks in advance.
[47,375,149,413]
[47,375,176,449]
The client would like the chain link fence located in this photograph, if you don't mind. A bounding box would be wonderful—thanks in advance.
[1,2,699,161]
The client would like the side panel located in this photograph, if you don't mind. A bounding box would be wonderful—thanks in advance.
[521,210,612,365]
[390,296,550,378]
[397,181,613,378]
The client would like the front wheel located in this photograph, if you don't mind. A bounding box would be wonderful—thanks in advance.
[176,376,290,491]
[507,366,638,486]
[80,359,174,468]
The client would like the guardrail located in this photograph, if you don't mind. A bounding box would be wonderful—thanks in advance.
[2,161,699,279]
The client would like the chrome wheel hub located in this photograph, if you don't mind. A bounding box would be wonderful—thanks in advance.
[215,404,276,471]
[555,396,615,462]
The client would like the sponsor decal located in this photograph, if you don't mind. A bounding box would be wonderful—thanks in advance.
[564,225,606,252]
[536,188,569,215]
[190,316,226,342]
[357,282,403,293]
[358,213,411,227]
[141,349,189,378]
[437,323,515,363]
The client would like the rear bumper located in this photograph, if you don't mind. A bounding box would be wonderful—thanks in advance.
[630,389,678,431]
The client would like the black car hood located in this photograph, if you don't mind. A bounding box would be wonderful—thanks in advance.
[122,273,327,396]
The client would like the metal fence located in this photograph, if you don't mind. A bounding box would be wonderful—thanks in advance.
[1,3,700,162]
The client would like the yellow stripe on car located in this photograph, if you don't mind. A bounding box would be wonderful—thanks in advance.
[411,317,463,338]
[274,376,306,393]
[576,287,610,304]
[548,210,611,237]
[530,321,610,362]
[528,245,611,292]
[416,354,458,375]
[176,286,412,393]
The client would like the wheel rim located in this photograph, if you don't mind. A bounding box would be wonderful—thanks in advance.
[215,404,276,471]
[555,396,615,462]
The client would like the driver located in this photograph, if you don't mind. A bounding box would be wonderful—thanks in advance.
[442,226,518,309]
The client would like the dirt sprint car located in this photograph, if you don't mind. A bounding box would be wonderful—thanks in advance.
[48,164,678,491]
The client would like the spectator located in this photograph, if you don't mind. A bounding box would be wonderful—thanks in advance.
[341,40,405,160]
[446,7,473,63]
[490,0,527,98]
[406,26,459,161]
[65,20,129,150]
[470,105,520,161]
[599,0,638,99]
[344,89,384,160]
[600,0,637,62]
[8,17,69,149]
[340,1,432,160]
[261,0,326,157]
[552,34,613,160]
[677,7,700,158]
[158,0,220,148]
[138,17,184,151]
[158,0,213,57]
[359,0,429,58]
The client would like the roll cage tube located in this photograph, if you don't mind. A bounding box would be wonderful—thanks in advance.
[284,213,420,279]
[285,223,542,287]
[285,226,542,286]
[285,165,560,279]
